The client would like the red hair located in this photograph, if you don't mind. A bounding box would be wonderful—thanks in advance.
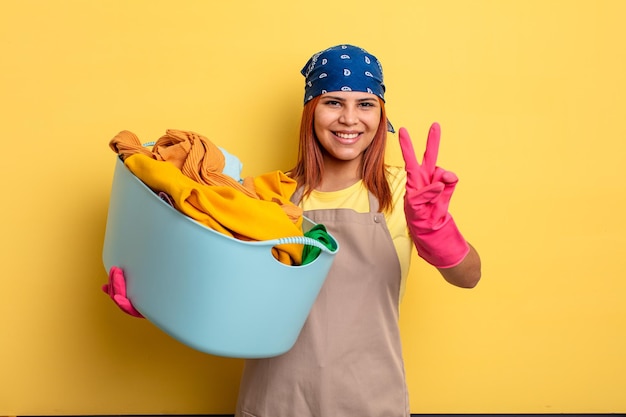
[289,96,393,213]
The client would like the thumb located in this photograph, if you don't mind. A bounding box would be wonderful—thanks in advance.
[440,170,458,185]
[109,266,128,298]
[434,168,459,204]
[430,169,458,222]
[406,182,445,206]
[113,294,144,318]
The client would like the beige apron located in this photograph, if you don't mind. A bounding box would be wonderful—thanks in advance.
[236,192,409,417]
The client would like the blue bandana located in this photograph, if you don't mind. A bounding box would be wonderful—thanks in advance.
[301,44,394,133]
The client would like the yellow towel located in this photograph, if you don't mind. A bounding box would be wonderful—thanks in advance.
[125,153,304,265]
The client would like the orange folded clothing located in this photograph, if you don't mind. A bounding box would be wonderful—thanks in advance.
[110,129,257,198]
[110,129,305,265]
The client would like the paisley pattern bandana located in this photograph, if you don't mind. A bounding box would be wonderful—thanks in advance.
[301,44,394,132]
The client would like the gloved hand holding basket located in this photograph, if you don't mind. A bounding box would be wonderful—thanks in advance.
[102,131,339,358]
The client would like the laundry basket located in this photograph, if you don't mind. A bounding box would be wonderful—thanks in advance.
[102,157,339,358]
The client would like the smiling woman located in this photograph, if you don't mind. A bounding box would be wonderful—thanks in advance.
[234,44,481,417]
[312,91,382,190]
[2,0,626,414]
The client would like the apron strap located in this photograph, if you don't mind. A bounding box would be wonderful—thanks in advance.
[291,186,304,205]
[367,190,380,213]
[291,186,380,213]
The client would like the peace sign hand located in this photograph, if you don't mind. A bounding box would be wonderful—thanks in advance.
[399,123,469,268]
[400,123,459,229]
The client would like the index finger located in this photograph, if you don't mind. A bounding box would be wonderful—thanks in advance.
[398,127,422,189]
[422,122,441,175]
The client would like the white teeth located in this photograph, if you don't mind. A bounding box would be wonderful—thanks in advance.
[336,132,359,139]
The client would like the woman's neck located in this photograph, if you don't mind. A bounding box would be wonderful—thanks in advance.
[317,156,362,192]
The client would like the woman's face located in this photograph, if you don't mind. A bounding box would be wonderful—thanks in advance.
[313,91,382,165]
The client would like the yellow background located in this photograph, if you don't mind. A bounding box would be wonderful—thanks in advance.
[1,0,625,414]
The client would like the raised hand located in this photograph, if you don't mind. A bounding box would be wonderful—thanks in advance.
[399,123,469,268]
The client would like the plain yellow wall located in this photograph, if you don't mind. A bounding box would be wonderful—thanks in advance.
[1,0,625,415]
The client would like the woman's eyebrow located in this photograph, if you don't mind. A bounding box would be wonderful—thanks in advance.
[322,95,347,101]
[322,95,378,103]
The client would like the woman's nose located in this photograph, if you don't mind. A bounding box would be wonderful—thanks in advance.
[339,105,358,125]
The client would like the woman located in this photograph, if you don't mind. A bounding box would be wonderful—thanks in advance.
[235,44,481,417]
[103,43,481,416]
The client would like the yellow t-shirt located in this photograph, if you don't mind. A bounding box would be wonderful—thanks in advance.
[300,166,413,299]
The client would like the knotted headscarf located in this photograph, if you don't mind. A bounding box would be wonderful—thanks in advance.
[301,44,394,132]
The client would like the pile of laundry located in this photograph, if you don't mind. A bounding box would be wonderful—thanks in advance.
[109,129,333,266]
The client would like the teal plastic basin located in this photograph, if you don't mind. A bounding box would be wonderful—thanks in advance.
[102,157,338,358]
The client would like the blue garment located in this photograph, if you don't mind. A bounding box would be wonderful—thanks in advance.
[218,146,243,182]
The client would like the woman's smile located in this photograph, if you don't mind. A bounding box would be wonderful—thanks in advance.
[314,91,382,163]
[334,131,362,143]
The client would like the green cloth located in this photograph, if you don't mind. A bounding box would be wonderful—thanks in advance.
[301,224,337,265]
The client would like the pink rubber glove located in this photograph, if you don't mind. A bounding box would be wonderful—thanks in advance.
[102,266,144,318]
[399,123,469,268]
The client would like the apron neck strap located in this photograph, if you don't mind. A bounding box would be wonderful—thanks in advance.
[291,186,380,213]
